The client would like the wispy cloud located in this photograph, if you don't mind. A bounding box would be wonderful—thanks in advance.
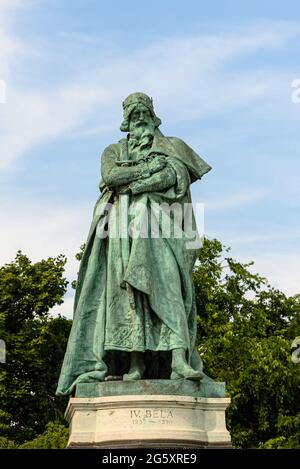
[50,295,74,320]
[1,11,300,169]
[204,227,300,297]
[0,4,299,303]
[205,188,268,212]
[0,195,89,283]
[0,0,44,11]
[242,250,300,297]
[221,230,300,246]
[256,253,300,296]
[0,0,29,10]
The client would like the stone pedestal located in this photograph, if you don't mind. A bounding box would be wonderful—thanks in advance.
[65,379,231,448]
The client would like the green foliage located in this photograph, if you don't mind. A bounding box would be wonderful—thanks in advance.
[71,244,85,290]
[261,413,300,448]
[19,422,68,449]
[0,437,16,449]
[0,252,71,444]
[193,238,300,448]
[0,409,10,433]
[1,241,299,449]
[0,251,67,331]
[0,422,68,449]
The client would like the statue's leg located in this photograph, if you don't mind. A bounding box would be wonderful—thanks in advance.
[123,352,145,381]
[171,348,204,380]
[104,351,126,381]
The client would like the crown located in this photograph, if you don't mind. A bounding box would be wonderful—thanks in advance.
[120,92,161,132]
[122,92,154,111]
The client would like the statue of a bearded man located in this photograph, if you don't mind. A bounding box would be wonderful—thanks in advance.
[56,92,211,395]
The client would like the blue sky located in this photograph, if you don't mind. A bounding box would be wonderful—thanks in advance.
[1,0,300,317]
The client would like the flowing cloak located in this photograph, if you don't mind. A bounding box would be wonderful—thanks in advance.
[56,130,211,395]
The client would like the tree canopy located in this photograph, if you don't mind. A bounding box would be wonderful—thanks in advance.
[0,240,299,448]
[193,238,300,448]
[0,252,71,447]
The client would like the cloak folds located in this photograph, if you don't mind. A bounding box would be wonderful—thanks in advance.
[56,131,211,395]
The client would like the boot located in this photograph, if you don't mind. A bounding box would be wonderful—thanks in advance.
[123,352,145,381]
[171,348,203,380]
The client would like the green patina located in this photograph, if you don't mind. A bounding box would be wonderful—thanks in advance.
[75,377,226,399]
[56,93,215,396]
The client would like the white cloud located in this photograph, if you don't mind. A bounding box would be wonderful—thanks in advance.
[50,295,74,320]
[0,6,299,306]
[0,0,43,11]
[0,195,90,287]
[205,188,268,212]
[0,87,101,168]
[255,251,300,295]
[0,0,26,10]
[1,15,300,169]
[0,8,21,78]
[0,190,92,320]
[246,251,300,297]
[206,228,300,297]
[222,230,300,246]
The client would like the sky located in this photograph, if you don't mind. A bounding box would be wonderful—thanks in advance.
[0,0,300,318]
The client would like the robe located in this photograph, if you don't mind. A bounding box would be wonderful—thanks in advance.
[56,129,211,395]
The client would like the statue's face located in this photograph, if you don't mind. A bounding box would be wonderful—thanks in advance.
[129,103,155,137]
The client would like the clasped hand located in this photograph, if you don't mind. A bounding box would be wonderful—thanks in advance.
[138,153,167,175]
[118,154,168,194]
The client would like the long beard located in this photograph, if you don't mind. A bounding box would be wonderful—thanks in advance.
[129,123,155,149]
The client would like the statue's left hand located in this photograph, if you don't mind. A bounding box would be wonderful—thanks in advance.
[128,180,142,194]
[147,155,167,174]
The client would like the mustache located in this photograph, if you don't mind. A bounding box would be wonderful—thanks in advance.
[134,119,151,126]
[131,124,155,136]
[129,126,155,147]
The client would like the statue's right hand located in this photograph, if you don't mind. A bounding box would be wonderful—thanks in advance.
[148,155,167,174]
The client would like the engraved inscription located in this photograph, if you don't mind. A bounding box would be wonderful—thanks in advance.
[130,408,174,425]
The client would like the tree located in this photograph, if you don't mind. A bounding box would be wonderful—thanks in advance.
[193,238,300,448]
[1,241,299,449]
[19,422,68,449]
[0,252,71,444]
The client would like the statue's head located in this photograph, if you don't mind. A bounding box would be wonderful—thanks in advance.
[120,92,162,135]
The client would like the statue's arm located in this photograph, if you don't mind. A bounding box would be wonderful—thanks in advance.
[101,147,147,188]
[128,164,177,194]
[101,146,167,189]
